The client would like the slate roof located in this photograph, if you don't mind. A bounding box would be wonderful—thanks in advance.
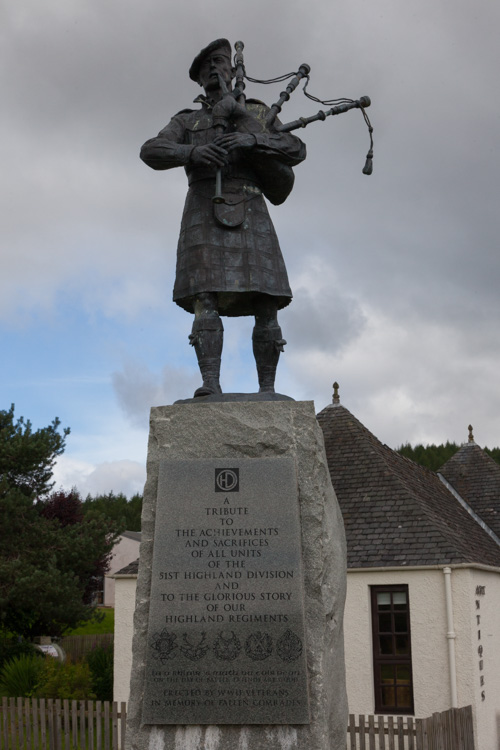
[114,559,139,576]
[122,530,142,542]
[316,403,500,569]
[439,442,500,539]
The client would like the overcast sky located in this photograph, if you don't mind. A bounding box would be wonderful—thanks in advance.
[2,0,499,497]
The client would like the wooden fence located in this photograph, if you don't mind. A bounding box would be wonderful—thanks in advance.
[0,699,475,750]
[347,705,474,750]
[59,635,114,663]
[0,698,126,750]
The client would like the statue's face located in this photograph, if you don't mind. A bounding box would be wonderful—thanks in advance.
[198,50,233,91]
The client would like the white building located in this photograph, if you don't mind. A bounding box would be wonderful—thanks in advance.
[104,531,141,607]
[317,391,500,750]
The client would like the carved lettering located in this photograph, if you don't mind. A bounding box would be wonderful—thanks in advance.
[142,457,309,724]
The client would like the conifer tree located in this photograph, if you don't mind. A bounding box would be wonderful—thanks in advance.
[0,406,118,639]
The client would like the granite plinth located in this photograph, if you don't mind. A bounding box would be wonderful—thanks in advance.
[126,401,347,750]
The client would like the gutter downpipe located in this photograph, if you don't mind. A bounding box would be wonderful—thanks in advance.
[443,566,458,707]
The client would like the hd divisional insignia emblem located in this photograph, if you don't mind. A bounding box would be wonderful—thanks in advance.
[215,468,239,492]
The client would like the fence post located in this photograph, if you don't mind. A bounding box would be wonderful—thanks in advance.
[426,714,434,750]
[40,699,47,750]
[24,698,31,750]
[104,701,110,750]
[359,714,366,749]
[435,710,446,750]
[16,697,24,750]
[447,708,454,750]
[8,699,15,750]
[387,716,394,749]
[377,715,386,750]
[396,716,405,750]
[96,701,102,750]
[55,699,62,750]
[88,700,94,750]
[422,717,430,750]
[368,714,375,750]
[112,703,118,750]
[454,707,462,750]
[2,697,9,750]
[453,708,462,750]
[120,703,127,750]
[62,699,70,750]
[33,698,40,750]
[462,705,474,750]
[79,701,85,750]
[71,701,77,749]
[407,717,414,750]
[48,699,55,750]
[348,714,356,749]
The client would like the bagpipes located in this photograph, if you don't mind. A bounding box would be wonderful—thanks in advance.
[233,40,373,174]
[212,41,374,204]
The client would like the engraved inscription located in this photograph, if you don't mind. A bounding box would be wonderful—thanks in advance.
[142,457,309,725]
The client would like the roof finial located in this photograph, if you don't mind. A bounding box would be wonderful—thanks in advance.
[468,424,474,443]
[332,381,340,405]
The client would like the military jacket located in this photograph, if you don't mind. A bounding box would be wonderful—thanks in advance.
[141,99,306,316]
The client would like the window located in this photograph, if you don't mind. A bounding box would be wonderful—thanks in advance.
[371,585,414,714]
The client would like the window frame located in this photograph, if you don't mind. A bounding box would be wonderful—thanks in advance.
[370,584,415,715]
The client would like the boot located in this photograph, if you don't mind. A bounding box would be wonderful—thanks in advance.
[189,318,223,397]
[252,325,286,393]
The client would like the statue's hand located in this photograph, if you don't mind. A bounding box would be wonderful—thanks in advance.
[214,133,257,152]
[189,143,228,167]
[212,96,248,122]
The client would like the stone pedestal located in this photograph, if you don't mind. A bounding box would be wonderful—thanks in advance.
[126,401,347,750]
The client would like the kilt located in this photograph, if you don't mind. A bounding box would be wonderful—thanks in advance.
[173,177,292,316]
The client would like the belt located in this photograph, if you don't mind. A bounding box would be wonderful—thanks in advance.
[186,166,260,187]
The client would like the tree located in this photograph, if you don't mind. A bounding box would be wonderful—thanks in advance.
[82,492,143,532]
[39,490,84,526]
[397,441,460,471]
[485,446,500,464]
[0,405,69,497]
[0,484,118,639]
[397,441,500,471]
[38,490,117,606]
[0,407,119,639]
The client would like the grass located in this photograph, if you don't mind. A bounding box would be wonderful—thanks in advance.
[64,609,114,636]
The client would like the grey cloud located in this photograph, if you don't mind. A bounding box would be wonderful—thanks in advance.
[112,360,199,427]
[285,310,500,448]
[52,453,146,498]
[2,0,500,469]
[282,285,366,355]
[81,460,146,497]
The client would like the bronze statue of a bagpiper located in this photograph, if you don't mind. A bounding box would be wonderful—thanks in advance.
[140,39,372,399]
